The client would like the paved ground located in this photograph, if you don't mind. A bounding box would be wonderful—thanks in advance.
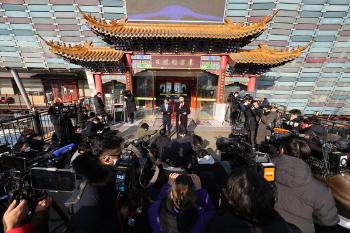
[112,119,232,158]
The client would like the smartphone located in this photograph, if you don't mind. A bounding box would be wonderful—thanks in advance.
[30,167,76,192]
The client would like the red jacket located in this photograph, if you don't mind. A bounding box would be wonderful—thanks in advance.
[6,224,32,233]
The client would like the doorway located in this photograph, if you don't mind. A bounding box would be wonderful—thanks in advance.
[133,70,218,119]
[155,76,196,110]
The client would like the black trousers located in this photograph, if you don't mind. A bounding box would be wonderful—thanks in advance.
[127,112,134,123]
[247,130,256,146]
[231,111,240,125]
[162,115,171,134]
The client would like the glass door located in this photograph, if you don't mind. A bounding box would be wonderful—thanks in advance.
[196,72,218,119]
[133,71,155,118]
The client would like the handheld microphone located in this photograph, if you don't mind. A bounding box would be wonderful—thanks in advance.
[52,144,75,158]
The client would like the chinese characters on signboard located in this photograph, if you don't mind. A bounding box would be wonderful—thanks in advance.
[151,55,201,69]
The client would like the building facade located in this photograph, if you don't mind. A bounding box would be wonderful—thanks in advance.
[42,9,306,120]
[0,0,349,115]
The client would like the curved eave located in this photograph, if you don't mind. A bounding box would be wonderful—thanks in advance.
[79,7,277,40]
[37,35,124,63]
[230,43,309,66]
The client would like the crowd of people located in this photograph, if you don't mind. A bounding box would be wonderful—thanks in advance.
[2,92,350,233]
[227,92,328,146]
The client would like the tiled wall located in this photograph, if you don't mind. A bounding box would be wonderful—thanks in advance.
[225,0,350,115]
[0,0,349,114]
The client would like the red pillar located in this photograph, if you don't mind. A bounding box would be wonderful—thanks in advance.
[216,55,228,103]
[94,73,103,94]
[125,54,133,92]
[247,75,257,92]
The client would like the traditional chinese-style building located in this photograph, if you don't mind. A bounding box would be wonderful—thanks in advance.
[40,8,308,120]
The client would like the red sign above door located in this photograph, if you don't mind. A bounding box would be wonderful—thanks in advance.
[151,55,201,69]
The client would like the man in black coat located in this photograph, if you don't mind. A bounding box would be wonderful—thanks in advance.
[176,96,190,134]
[240,96,258,146]
[48,97,64,141]
[57,107,77,146]
[93,92,106,120]
[160,97,172,135]
[227,92,240,125]
[124,90,137,124]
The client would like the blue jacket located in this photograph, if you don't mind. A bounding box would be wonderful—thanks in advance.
[148,183,215,233]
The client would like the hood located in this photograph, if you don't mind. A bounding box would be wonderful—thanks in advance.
[273,155,312,188]
[198,155,215,165]
[176,135,192,144]
[72,154,113,186]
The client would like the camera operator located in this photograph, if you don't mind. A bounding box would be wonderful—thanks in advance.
[283,109,302,131]
[48,97,64,142]
[192,149,228,207]
[136,123,157,142]
[273,135,339,233]
[76,97,89,130]
[148,173,215,233]
[258,96,270,109]
[300,116,327,142]
[124,90,137,124]
[70,134,124,233]
[227,92,240,126]
[2,197,52,233]
[240,96,258,146]
[84,116,104,140]
[48,98,77,146]
[58,106,77,146]
[207,167,293,233]
[256,105,278,145]
[93,92,107,123]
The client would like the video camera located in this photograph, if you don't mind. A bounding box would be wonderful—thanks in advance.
[51,104,76,117]
[115,138,157,229]
[0,144,76,218]
[216,137,276,184]
[265,128,349,175]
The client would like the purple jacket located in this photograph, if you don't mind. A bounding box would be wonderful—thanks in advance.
[148,183,215,233]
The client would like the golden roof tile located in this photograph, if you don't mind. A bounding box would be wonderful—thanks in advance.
[37,34,124,62]
[78,7,277,40]
[230,43,310,65]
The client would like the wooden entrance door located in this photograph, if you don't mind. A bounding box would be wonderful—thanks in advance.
[51,80,79,103]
